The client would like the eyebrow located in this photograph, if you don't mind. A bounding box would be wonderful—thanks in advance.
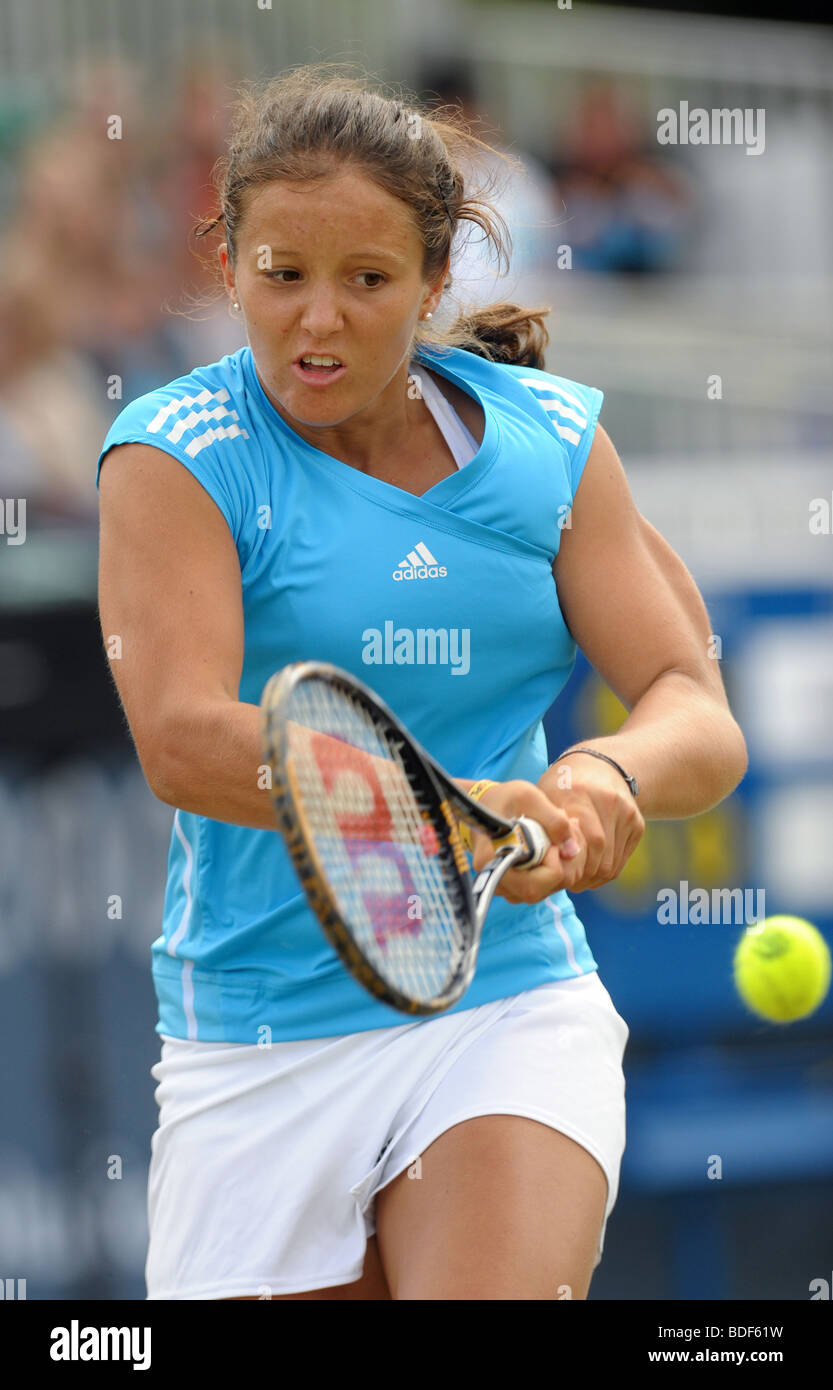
[260,248,408,265]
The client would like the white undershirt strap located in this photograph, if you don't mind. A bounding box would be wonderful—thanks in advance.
[410,362,480,470]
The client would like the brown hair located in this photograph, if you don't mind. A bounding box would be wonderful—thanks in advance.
[193,62,551,369]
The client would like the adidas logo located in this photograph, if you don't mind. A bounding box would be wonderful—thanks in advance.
[393,541,447,581]
[145,387,250,460]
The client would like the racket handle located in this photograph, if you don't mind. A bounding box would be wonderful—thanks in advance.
[471,818,551,927]
[513,817,551,868]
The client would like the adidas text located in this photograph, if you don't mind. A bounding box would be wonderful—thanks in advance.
[393,565,448,581]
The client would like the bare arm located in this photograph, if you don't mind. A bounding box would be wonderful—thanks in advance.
[546,423,748,820]
[98,442,275,828]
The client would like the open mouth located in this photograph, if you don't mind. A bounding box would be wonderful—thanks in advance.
[295,354,345,377]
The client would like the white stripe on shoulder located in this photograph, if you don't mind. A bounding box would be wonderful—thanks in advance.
[533,397,587,429]
[517,376,588,416]
[552,423,582,446]
[184,423,249,458]
[166,403,241,445]
[146,387,229,433]
[145,386,251,456]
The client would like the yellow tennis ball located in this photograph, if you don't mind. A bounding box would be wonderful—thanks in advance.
[733,916,832,1023]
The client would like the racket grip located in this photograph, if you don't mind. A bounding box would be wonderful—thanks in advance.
[514,817,551,868]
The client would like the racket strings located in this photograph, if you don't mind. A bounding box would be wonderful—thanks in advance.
[284,680,469,1002]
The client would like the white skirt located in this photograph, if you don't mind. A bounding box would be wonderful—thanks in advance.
[145,971,629,1299]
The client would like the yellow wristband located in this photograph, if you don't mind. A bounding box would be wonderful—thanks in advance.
[468,779,498,803]
[457,780,499,852]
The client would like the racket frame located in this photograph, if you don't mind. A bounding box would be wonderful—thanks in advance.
[261,660,549,1015]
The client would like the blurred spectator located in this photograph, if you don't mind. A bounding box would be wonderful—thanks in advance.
[0,56,243,527]
[419,63,563,315]
[0,245,111,522]
[547,80,695,274]
[148,57,246,365]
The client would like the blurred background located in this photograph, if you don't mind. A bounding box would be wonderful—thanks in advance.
[0,0,831,1301]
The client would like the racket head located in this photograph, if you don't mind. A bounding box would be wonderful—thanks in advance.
[261,661,479,1015]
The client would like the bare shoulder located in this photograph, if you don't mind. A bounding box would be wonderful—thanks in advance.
[98,440,234,536]
[99,440,196,491]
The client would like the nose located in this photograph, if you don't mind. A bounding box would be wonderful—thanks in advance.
[298,283,344,338]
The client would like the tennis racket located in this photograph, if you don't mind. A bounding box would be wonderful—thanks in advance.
[260,660,551,1016]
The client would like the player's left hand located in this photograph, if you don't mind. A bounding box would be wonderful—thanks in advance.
[535,754,646,893]
[464,777,587,904]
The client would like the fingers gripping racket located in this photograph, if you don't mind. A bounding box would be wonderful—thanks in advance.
[260,661,550,1016]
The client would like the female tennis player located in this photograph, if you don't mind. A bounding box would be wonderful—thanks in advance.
[97,65,747,1300]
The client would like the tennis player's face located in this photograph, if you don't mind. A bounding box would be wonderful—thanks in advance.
[220,169,445,434]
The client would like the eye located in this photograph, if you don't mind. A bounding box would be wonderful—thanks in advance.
[265,268,386,287]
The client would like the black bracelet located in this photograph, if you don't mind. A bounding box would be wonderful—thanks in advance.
[554,747,639,798]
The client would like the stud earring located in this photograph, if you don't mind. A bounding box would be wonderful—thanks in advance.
[423,311,433,320]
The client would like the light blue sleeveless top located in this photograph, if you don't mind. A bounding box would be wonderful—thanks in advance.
[97,343,604,1041]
